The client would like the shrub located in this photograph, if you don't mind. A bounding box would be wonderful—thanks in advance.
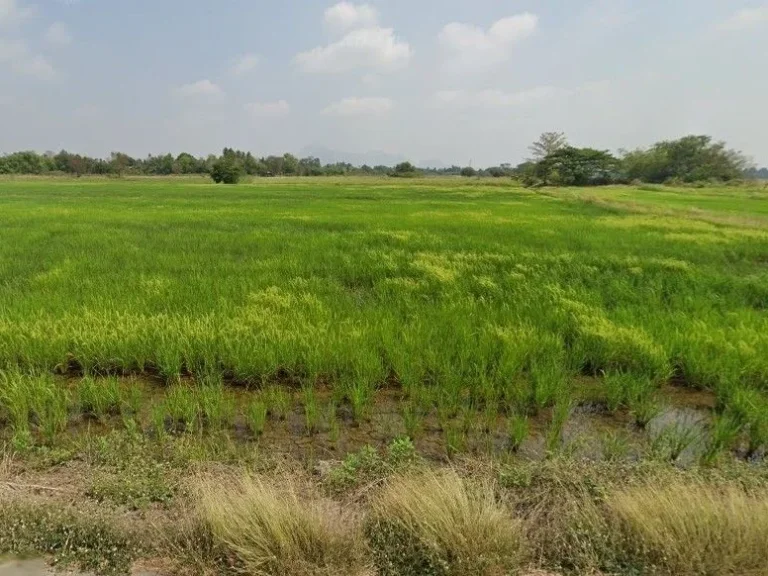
[367,470,524,576]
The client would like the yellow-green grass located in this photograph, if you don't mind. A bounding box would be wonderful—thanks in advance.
[197,473,370,576]
[609,483,768,575]
[0,178,767,437]
[368,470,524,575]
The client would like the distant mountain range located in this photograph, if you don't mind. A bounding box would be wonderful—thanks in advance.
[299,145,448,169]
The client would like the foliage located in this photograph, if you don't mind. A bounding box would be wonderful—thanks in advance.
[392,161,420,178]
[534,146,620,186]
[210,154,244,184]
[621,135,749,183]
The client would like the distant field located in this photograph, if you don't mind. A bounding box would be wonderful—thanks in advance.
[0,177,767,455]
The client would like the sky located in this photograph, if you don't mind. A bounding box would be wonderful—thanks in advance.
[0,0,766,167]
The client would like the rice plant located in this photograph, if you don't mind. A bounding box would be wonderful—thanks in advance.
[264,386,291,421]
[246,399,268,437]
[77,376,122,420]
[345,381,375,424]
[302,386,319,435]
[197,384,235,431]
[507,413,529,453]
[400,401,424,440]
[546,395,573,454]
[326,401,340,444]
[163,386,199,432]
[702,412,742,465]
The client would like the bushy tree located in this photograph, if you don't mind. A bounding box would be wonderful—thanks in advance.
[460,166,477,177]
[393,162,419,178]
[210,156,244,184]
[621,135,748,183]
[535,147,619,186]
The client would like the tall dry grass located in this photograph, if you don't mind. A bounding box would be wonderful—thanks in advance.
[197,474,371,576]
[368,470,524,576]
[609,483,768,575]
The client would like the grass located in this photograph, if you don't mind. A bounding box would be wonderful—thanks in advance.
[197,474,369,576]
[609,483,768,575]
[368,470,524,576]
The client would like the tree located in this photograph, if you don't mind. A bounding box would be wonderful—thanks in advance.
[210,156,243,184]
[460,166,477,177]
[111,152,134,176]
[528,132,568,161]
[393,162,419,178]
[535,147,619,186]
[621,136,748,183]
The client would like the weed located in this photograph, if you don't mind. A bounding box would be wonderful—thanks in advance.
[0,501,141,574]
[601,430,631,461]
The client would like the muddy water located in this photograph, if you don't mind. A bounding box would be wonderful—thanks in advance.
[52,377,716,462]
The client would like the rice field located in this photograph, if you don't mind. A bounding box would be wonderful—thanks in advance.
[1,177,768,459]
[2,176,768,576]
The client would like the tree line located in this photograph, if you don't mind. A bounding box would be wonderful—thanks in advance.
[1,134,765,186]
[515,133,761,187]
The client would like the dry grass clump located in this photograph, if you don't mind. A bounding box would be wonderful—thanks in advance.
[608,483,768,575]
[197,474,370,576]
[367,470,524,576]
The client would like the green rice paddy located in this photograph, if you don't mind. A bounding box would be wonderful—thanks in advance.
[0,177,767,457]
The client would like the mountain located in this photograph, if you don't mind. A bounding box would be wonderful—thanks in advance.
[299,145,408,168]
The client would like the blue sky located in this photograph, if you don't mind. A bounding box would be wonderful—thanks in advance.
[1,0,766,166]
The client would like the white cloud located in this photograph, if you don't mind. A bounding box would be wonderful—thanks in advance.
[435,86,567,108]
[719,6,768,31]
[231,53,260,75]
[245,100,290,118]
[297,4,410,74]
[296,27,411,73]
[325,2,378,32]
[0,39,55,79]
[45,22,72,46]
[322,96,393,116]
[439,13,538,69]
[177,79,223,97]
